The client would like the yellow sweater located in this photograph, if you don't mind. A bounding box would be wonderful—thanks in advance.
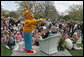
[23,19,41,33]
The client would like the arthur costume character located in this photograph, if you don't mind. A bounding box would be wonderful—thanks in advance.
[23,8,45,53]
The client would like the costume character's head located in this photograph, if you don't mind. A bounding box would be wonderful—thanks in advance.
[23,8,34,20]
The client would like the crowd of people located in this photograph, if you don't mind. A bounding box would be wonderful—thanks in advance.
[1,16,83,51]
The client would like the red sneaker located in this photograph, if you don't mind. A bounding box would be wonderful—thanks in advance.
[25,50,34,53]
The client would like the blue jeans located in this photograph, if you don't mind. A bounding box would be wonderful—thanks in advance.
[23,32,32,50]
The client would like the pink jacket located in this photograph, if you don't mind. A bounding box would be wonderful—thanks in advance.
[1,37,6,43]
[15,34,22,41]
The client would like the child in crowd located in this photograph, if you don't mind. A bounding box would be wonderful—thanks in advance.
[57,29,61,34]
[1,34,7,43]
[15,31,22,41]
[33,30,42,46]
[51,26,57,33]
[41,27,50,39]
[5,31,10,43]
[71,32,83,50]
[13,30,17,35]
[7,37,15,49]
[13,36,21,51]
[69,27,73,38]
[10,32,15,40]
[15,36,20,44]
[63,32,69,39]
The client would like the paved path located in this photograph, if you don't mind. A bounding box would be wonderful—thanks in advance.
[11,46,72,56]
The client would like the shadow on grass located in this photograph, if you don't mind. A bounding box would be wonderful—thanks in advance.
[1,43,12,56]
[68,43,83,56]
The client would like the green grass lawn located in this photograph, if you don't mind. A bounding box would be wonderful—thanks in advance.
[1,43,83,56]
[68,43,83,56]
[1,43,12,56]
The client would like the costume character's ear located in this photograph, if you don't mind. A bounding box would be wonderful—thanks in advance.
[24,8,27,12]
[23,8,28,17]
